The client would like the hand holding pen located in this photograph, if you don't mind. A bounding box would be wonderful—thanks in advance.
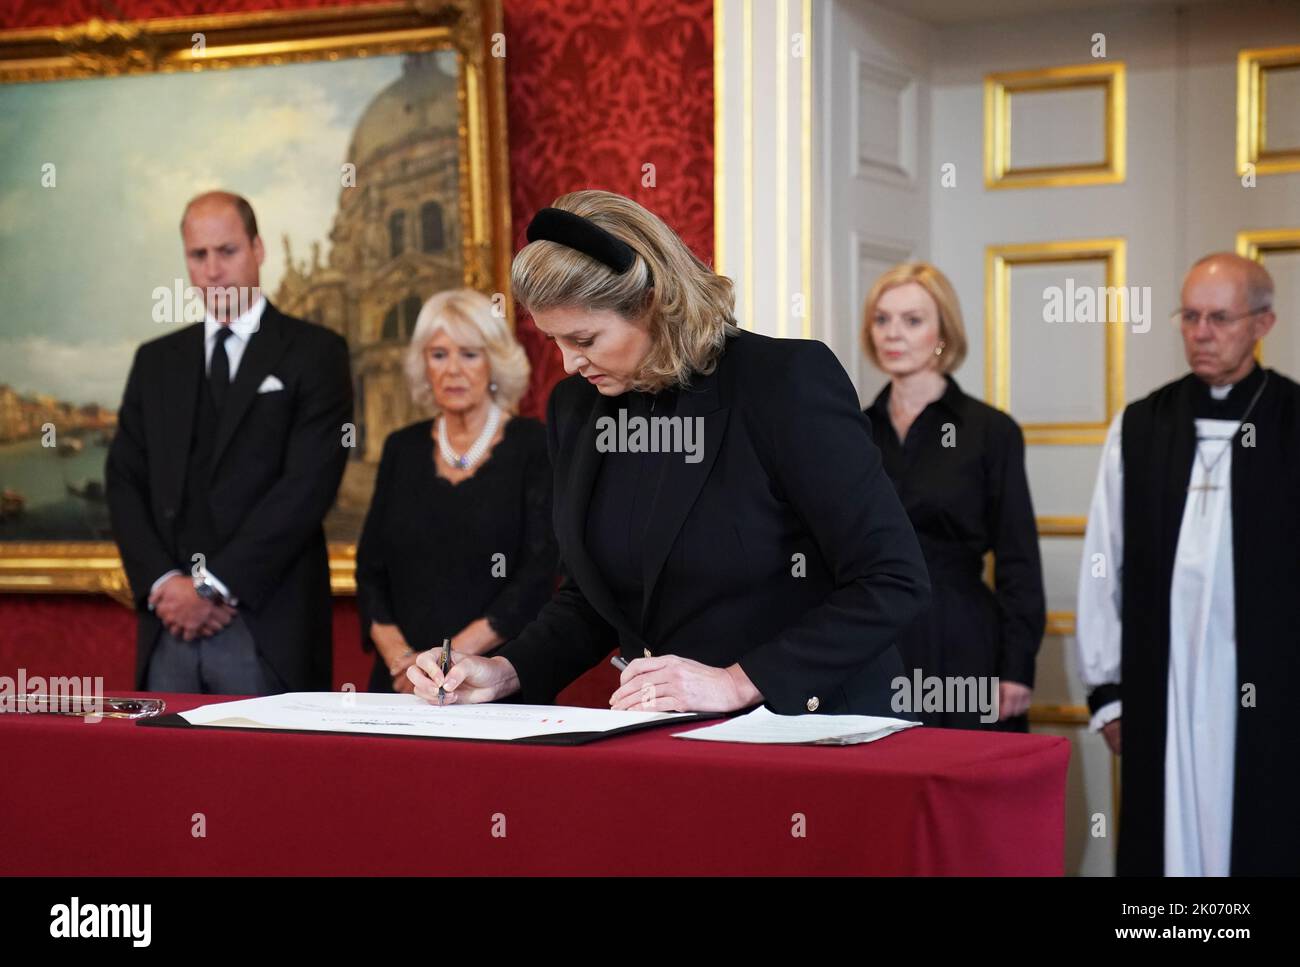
[409,643,521,706]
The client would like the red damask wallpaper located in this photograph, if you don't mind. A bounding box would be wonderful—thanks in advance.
[0,0,714,700]
[505,0,714,416]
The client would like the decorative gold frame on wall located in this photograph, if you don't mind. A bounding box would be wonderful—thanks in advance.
[0,1,512,600]
[984,62,1126,190]
[1236,227,1300,365]
[1237,45,1300,177]
[1236,226,1300,262]
[1037,515,1086,537]
[985,238,1127,446]
[1035,520,1083,642]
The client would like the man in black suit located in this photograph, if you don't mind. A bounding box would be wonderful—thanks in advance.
[107,191,353,694]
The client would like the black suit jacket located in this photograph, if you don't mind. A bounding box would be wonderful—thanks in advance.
[106,301,353,691]
[496,328,931,715]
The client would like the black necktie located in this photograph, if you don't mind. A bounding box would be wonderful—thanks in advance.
[210,326,234,411]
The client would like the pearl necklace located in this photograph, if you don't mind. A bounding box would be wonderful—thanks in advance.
[437,402,501,471]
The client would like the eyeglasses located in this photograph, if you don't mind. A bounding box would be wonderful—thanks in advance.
[1171,305,1271,329]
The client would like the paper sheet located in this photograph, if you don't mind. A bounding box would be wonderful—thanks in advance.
[178,692,694,741]
[673,706,921,745]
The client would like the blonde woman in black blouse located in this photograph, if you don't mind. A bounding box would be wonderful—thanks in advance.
[863,262,1045,731]
[406,191,930,714]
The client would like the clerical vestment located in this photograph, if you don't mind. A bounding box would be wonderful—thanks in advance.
[1077,366,1300,876]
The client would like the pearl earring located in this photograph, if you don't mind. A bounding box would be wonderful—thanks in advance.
[934,342,945,357]
[489,381,498,393]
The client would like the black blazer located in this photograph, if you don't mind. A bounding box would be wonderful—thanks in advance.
[106,301,353,691]
[496,328,931,715]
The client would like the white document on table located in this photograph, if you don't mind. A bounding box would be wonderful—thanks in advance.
[178,692,694,741]
[672,706,921,745]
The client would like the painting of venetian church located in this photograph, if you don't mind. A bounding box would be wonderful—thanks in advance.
[276,50,463,538]
[0,48,463,543]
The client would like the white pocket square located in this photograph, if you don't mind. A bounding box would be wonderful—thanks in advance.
[257,375,285,394]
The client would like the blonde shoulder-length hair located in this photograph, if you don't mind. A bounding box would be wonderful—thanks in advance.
[511,189,738,392]
[861,262,968,375]
[404,288,530,415]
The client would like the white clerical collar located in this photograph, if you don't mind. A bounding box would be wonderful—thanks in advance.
[1209,382,1232,401]
[205,293,266,343]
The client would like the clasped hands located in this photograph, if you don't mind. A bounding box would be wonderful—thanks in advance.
[149,574,236,641]
[406,650,762,714]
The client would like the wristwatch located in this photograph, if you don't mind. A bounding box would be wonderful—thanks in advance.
[193,567,228,605]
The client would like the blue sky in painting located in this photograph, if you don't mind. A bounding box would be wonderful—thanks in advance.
[0,52,448,407]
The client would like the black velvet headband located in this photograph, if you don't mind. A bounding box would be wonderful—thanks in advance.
[525,207,636,274]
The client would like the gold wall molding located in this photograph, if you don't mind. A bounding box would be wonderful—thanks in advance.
[1236,226,1300,261]
[984,61,1125,189]
[1237,227,1300,365]
[986,237,1127,445]
[1237,45,1300,177]
[1028,703,1088,726]
[1037,515,1086,537]
[1045,610,1076,636]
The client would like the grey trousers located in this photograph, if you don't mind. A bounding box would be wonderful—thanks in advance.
[145,614,279,695]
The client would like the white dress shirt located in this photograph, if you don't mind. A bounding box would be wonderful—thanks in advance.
[204,294,266,380]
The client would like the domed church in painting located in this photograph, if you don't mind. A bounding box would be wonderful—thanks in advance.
[274,50,463,533]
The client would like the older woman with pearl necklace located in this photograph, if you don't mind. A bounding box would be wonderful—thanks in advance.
[355,288,558,693]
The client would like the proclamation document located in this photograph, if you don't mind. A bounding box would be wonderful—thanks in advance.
[175,692,699,742]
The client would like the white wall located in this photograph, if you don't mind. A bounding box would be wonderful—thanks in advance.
[817,0,932,394]
[808,0,1300,876]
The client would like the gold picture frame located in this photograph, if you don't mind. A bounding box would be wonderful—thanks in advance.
[1236,45,1300,177]
[985,238,1127,446]
[0,1,512,600]
[984,62,1126,190]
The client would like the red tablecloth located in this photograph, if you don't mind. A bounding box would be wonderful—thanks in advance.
[0,693,1068,875]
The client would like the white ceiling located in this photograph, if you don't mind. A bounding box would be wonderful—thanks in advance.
[867,0,1222,26]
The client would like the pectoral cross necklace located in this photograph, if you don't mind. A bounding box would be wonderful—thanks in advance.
[1188,372,1269,516]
